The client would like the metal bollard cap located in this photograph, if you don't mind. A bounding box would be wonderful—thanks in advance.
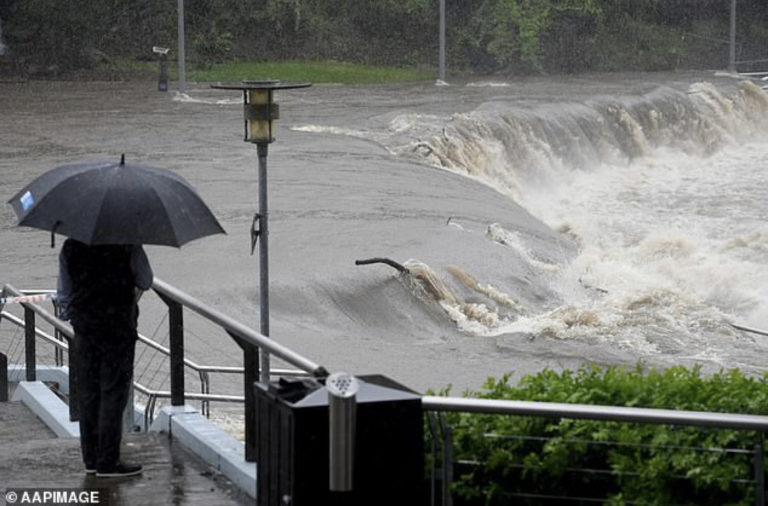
[326,371,359,398]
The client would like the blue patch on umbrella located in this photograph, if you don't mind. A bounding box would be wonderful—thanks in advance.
[20,191,34,211]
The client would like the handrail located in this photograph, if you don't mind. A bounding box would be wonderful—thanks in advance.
[136,334,307,376]
[133,383,245,431]
[422,395,768,432]
[134,384,245,403]
[152,277,328,378]
[2,311,70,351]
[1,283,247,420]
[1,281,309,411]
[423,396,768,504]
[3,284,74,339]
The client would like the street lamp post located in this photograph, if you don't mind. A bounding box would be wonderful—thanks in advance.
[211,80,311,385]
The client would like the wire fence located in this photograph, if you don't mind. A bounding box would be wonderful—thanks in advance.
[425,408,766,506]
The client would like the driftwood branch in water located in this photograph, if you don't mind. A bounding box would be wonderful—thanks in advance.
[355,257,409,274]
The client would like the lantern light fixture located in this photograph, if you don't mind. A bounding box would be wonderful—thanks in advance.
[212,80,311,144]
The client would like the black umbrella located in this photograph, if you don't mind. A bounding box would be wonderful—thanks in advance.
[8,155,226,247]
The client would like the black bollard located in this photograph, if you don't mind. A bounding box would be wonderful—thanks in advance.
[153,46,170,92]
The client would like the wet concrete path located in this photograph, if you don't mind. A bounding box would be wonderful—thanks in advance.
[0,400,251,505]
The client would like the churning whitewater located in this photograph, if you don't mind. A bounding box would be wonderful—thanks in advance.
[295,78,768,372]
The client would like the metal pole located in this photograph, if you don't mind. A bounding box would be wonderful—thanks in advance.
[168,300,185,406]
[68,338,79,421]
[230,332,259,462]
[24,307,36,382]
[257,143,270,383]
[177,0,187,92]
[440,415,453,506]
[439,0,446,83]
[756,435,765,506]
[729,0,737,73]
[0,352,7,402]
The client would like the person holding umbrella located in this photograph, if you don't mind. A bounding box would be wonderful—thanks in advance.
[57,239,152,477]
[8,155,225,478]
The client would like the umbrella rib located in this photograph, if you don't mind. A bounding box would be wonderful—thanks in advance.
[89,169,123,245]
[146,179,181,247]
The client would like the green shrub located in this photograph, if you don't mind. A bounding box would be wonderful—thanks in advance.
[436,365,768,505]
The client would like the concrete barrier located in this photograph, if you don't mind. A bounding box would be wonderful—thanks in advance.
[12,381,79,438]
[150,405,257,499]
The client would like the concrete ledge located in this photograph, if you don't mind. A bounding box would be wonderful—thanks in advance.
[12,381,79,438]
[8,366,144,432]
[150,405,256,499]
[8,365,71,395]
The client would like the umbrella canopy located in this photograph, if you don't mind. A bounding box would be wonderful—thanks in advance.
[8,156,226,247]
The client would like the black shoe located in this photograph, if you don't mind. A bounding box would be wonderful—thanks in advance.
[95,462,143,478]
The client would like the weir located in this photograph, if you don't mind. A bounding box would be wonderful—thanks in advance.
[398,80,768,203]
[4,277,768,504]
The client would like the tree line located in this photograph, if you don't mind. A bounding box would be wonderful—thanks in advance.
[1,0,767,77]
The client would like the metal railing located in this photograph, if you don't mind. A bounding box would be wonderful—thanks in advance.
[150,277,328,461]
[1,279,327,455]
[0,284,243,426]
[423,396,768,505]
[5,279,768,503]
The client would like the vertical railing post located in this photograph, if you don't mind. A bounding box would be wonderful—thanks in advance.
[24,306,36,382]
[756,434,765,506]
[439,414,454,506]
[157,293,185,407]
[53,301,64,367]
[0,294,5,401]
[427,413,438,506]
[67,337,79,421]
[229,332,260,462]
[0,351,8,402]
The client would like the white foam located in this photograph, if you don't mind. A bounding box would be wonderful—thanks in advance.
[467,81,512,88]
[291,124,371,138]
[171,92,241,105]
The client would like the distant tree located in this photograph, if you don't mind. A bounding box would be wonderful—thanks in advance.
[1,0,767,76]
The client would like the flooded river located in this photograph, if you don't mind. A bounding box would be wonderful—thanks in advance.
[2,73,767,414]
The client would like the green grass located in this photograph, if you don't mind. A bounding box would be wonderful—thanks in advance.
[111,59,432,85]
[195,60,431,84]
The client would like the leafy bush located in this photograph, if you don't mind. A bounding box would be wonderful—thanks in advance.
[438,365,768,505]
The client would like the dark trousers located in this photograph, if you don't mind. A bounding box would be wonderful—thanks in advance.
[74,323,137,470]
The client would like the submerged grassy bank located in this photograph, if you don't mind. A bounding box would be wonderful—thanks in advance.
[112,59,432,85]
